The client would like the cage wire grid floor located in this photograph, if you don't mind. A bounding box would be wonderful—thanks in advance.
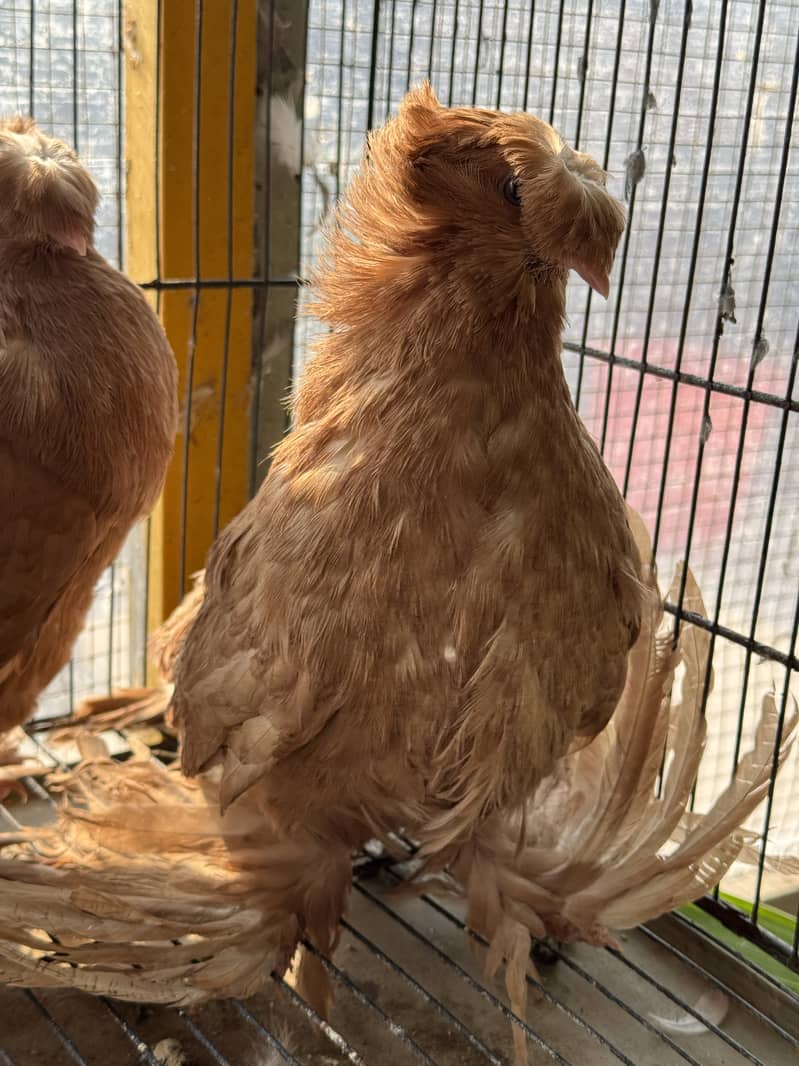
[0,725,797,1066]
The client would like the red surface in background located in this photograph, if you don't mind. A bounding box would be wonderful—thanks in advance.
[581,340,779,555]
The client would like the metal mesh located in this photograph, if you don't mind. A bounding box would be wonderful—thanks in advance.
[0,0,797,1017]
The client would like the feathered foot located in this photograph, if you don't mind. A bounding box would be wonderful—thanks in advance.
[414,552,796,1066]
[530,936,561,967]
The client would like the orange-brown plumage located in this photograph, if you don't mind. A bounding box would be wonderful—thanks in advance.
[172,84,642,1005]
[0,117,178,735]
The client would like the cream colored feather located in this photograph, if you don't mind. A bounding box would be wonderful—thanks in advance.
[408,517,797,1064]
[0,514,794,1058]
[0,728,48,799]
[0,735,337,1004]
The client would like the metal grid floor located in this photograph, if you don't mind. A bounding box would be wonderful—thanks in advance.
[1,725,798,1065]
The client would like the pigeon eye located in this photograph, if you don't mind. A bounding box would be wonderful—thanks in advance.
[503,175,522,207]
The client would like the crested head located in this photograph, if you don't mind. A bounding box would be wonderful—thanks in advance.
[311,83,626,329]
[0,116,97,254]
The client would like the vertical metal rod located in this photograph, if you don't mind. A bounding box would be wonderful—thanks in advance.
[471,0,485,105]
[447,0,460,104]
[28,0,34,116]
[522,0,536,112]
[179,0,205,598]
[285,0,308,410]
[427,0,438,83]
[249,0,276,492]
[548,0,566,126]
[597,0,661,457]
[26,9,87,738]
[385,0,398,116]
[141,516,152,680]
[751,586,799,926]
[154,0,164,283]
[71,0,79,149]
[405,0,419,92]
[622,4,693,498]
[337,0,349,186]
[110,0,125,692]
[573,0,626,413]
[144,0,166,666]
[572,0,594,150]
[650,0,730,557]
[675,0,766,822]
[116,0,125,269]
[366,0,381,130]
[212,0,240,537]
[712,327,799,840]
[496,0,510,108]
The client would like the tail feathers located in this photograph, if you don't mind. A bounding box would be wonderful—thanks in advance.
[413,550,797,1066]
[446,565,796,946]
[0,736,350,1010]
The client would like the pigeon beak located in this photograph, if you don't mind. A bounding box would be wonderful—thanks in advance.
[571,263,610,299]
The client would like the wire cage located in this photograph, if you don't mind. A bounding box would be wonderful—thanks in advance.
[1,0,799,1062]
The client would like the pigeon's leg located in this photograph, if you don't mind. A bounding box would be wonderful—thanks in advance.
[271,830,354,1019]
[531,936,562,967]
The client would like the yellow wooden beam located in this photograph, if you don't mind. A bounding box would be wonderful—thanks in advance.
[124,0,256,648]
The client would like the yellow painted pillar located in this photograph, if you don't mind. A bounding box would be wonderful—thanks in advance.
[124,0,257,644]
